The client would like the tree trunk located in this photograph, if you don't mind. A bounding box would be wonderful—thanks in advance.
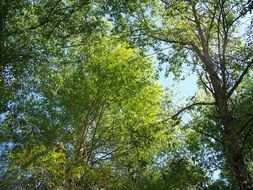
[201,53,253,189]
[223,122,253,190]
[229,148,252,190]
[213,87,252,189]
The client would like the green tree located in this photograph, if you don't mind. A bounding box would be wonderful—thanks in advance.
[2,0,253,189]
[1,33,166,189]
[101,0,253,189]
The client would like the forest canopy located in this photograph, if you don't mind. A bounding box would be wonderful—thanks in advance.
[0,0,253,189]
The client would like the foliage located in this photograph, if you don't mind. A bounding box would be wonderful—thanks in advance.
[1,0,253,189]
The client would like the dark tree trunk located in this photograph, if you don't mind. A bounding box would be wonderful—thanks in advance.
[200,51,253,190]
[209,69,252,190]
[222,120,253,190]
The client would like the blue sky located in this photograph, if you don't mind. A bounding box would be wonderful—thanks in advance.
[159,66,198,98]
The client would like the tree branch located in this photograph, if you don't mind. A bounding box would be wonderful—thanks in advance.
[172,102,216,119]
[154,102,215,126]
[227,59,253,98]
[197,70,215,95]
[194,128,223,145]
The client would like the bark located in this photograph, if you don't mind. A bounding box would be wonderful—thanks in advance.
[226,140,252,189]
[203,55,253,190]
[203,54,253,190]
[191,4,253,188]
[219,93,252,189]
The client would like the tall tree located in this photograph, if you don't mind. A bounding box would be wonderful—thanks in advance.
[2,0,253,189]
[0,32,166,188]
[101,0,253,189]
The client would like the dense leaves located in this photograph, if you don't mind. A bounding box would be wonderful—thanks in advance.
[1,0,253,189]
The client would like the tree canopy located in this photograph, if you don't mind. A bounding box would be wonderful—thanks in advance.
[0,0,253,189]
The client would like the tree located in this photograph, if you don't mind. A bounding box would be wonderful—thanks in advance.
[101,0,253,189]
[0,32,166,188]
[2,0,253,189]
